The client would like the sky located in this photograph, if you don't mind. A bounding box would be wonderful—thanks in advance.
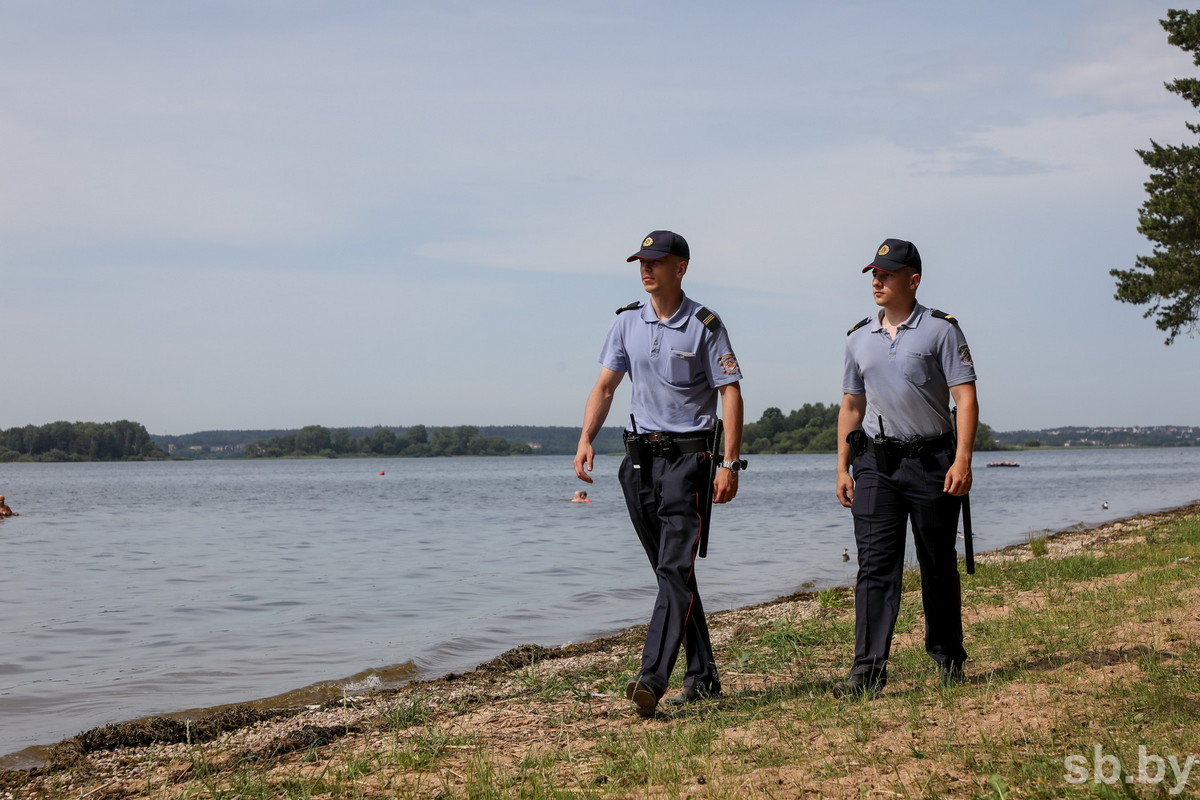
[2,0,1197,436]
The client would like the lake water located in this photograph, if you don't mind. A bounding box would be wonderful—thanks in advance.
[2,449,1199,766]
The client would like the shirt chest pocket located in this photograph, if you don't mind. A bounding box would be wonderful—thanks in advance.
[901,352,937,386]
[666,349,700,385]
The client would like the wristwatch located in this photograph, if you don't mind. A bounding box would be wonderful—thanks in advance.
[718,459,748,472]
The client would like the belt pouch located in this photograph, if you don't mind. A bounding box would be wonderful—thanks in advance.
[874,438,900,474]
[623,432,645,470]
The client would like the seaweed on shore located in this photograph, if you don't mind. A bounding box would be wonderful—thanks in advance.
[46,705,296,770]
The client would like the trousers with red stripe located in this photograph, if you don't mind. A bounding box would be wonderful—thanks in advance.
[619,451,720,696]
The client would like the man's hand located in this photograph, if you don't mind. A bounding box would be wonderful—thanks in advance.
[836,470,855,508]
[836,393,865,509]
[944,459,972,496]
[713,467,738,503]
[946,382,977,497]
[573,441,595,483]
[573,367,623,485]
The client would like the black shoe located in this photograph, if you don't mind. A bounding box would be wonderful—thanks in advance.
[939,662,965,687]
[663,683,722,707]
[625,679,661,718]
[832,674,885,699]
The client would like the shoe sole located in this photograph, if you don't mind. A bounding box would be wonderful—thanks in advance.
[625,680,659,718]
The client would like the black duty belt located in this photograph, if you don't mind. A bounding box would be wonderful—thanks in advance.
[624,429,705,453]
[624,430,711,458]
[863,431,954,459]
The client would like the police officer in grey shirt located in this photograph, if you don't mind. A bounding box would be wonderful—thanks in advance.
[574,230,745,718]
[835,238,978,697]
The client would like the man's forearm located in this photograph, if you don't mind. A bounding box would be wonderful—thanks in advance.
[951,383,979,464]
[955,402,978,464]
[717,383,743,460]
[579,385,615,445]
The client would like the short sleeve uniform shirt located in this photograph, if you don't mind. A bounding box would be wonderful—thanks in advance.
[599,294,742,434]
[843,302,976,440]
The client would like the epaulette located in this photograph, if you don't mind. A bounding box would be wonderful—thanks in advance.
[930,309,960,326]
[695,306,721,332]
[846,317,870,336]
[615,301,642,315]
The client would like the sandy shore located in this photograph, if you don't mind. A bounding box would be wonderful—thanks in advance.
[3,502,1199,798]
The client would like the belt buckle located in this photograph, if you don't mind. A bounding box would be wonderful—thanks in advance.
[645,431,669,442]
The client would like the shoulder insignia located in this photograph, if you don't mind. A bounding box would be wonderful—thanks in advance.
[930,309,960,326]
[615,301,642,315]
[846,317,870,336]
[695,307,721,332]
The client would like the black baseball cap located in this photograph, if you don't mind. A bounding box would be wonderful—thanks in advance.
[627,230,690,262]
[863,238,922,274]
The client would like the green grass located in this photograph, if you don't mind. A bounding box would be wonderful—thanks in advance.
[383,692,435,732]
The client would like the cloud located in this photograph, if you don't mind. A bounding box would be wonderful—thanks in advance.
[911,146,1059,178]
[1037,5,1196,111]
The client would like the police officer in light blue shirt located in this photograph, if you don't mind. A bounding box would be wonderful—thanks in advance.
[597,288,739,437]
[574,230,745,718]
[834,238,979,697]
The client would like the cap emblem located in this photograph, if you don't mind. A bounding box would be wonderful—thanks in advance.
[878,244,890,256]
[643,237,654,248]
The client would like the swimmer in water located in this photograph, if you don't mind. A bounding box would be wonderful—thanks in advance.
[0,495,18,517]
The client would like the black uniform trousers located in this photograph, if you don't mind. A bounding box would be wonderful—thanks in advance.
[849,445,967,684]
[618,451,720,696]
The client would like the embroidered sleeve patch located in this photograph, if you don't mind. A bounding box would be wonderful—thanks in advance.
[719,353,739,375]
[958,344,973,366]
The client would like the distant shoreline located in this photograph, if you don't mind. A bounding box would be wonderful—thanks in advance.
[2,442,1195,464]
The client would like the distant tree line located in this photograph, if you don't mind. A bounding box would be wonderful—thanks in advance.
[154,429,298,451]
[167,409,1010,460]
[243,425,534,458]
[994,426,1198,449]
[742,403,998,454]
[2,415,1181,464]
[743,404,841,454]
[0,420,167,462]
[159,425,629,458]
[473,426,627,456]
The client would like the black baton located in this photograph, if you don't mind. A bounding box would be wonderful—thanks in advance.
[950,405,975,575]
[961,491,975,575]
[698,419,723,559]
